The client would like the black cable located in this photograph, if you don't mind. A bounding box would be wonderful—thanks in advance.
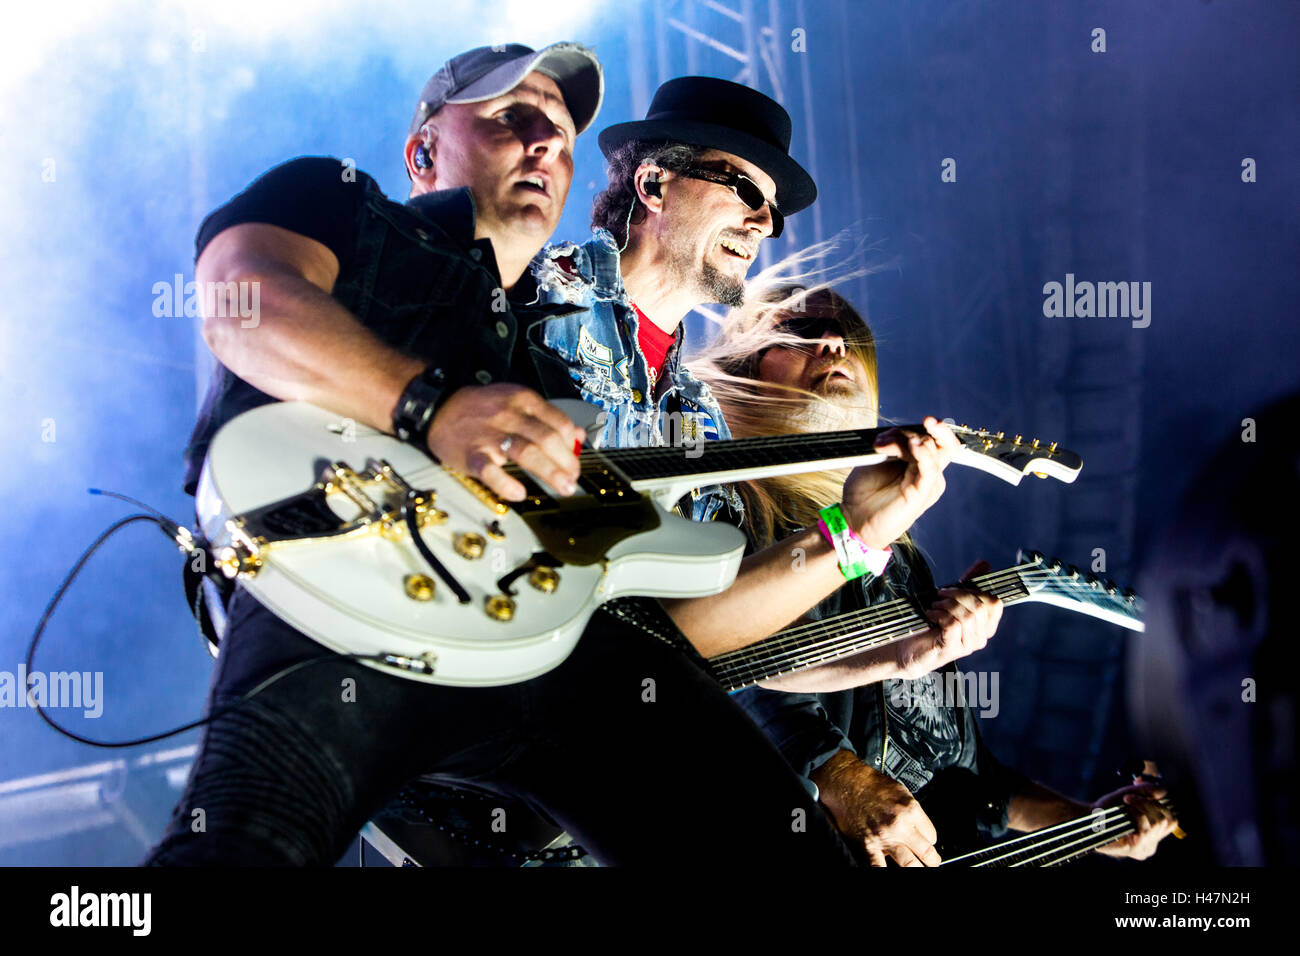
[26,502,387,748]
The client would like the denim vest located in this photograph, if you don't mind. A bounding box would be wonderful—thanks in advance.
[528,230,743,523]
[183,169,577,496]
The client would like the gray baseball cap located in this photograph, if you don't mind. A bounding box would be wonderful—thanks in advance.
[409,42,604,138]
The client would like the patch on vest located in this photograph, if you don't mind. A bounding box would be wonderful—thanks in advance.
[578,325,614,371]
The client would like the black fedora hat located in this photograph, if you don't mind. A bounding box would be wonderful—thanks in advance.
[598,76,817,215]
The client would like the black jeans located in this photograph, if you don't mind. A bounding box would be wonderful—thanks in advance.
[143,586,854,866]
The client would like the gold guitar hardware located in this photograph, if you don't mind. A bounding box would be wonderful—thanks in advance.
[485,594,516,621]
[215,543,262,579]
[412,494,449,526]
[454,532,487,559]
[486,520,506,540]
[528,566,560,593]
[403,574,436,601]
[215,520,264,579]
[447,469,509,516]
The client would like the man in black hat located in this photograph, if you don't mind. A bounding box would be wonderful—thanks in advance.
[531,77,960,661]
[147,45,864,867]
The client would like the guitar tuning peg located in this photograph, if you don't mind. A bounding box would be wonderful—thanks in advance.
[1066,564,1080,579]
[1049,441,1058,452]
[1106,583,1118,595]
[996,431,1005,440]
[1013,435,1022,444]
[1031,438,1040,448]
[1123,589,1137,603]
[1046,559,1061,572]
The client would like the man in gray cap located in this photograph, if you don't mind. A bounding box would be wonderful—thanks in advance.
[148,44,859,867]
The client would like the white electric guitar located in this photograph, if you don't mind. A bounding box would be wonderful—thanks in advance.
[195,400,1082,687]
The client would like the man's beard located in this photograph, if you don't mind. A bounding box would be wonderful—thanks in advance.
[698,260,745,307]
[663,232,745,307]
[773,383,875,433]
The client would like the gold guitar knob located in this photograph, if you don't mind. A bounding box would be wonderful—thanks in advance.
[485,594,516,622]
[454,532,487,559]
[403,574,436,601]
[529,567,561,593]
[215,545,261,579]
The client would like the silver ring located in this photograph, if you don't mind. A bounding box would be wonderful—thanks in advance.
[499,434,514,455]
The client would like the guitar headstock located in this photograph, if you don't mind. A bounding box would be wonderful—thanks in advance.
[1013,550,1144,632]
[948,423,1082,485]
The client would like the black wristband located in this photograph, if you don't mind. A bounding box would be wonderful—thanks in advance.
[392,365,448,452]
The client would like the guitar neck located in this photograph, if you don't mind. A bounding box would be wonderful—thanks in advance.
[709,565,1034,692]
[709,553,1142,692]
[600,428,890,493]
[942,799,1172,867]
[584,422,1082,500]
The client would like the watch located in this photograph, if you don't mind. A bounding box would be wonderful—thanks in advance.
[391,365,449,453]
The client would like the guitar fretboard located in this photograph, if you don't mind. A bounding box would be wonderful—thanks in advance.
[709,565,1033,692]
[593,428,889,483]
[942,798,1176,867]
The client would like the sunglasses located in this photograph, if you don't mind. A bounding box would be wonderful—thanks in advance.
[756,315,857,359]
[674,166,784,238]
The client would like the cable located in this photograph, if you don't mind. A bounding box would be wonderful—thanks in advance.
[26,496,388,748]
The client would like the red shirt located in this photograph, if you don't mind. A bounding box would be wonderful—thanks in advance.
[632,304,676,397]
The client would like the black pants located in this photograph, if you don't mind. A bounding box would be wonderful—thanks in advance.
[142,586,854,866]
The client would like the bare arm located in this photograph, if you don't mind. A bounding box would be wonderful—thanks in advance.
[811,750,941,867]
[1008,775,1178,860]
[1006,779,1087,833]
[196,222,584,500]
[666,527,847,659]
[197,222,425,431]
[664,419,959,657]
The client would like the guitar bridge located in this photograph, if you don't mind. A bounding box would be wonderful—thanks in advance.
[213,458,444,579]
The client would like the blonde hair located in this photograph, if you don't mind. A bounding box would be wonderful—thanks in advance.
[691,242,913,557]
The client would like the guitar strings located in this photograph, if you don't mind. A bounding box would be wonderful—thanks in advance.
[711,567,1135,688]
[715,564,1121,662]
[710,566,1038,672]
[944,797,1175,867]
[942,807,1128,866]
